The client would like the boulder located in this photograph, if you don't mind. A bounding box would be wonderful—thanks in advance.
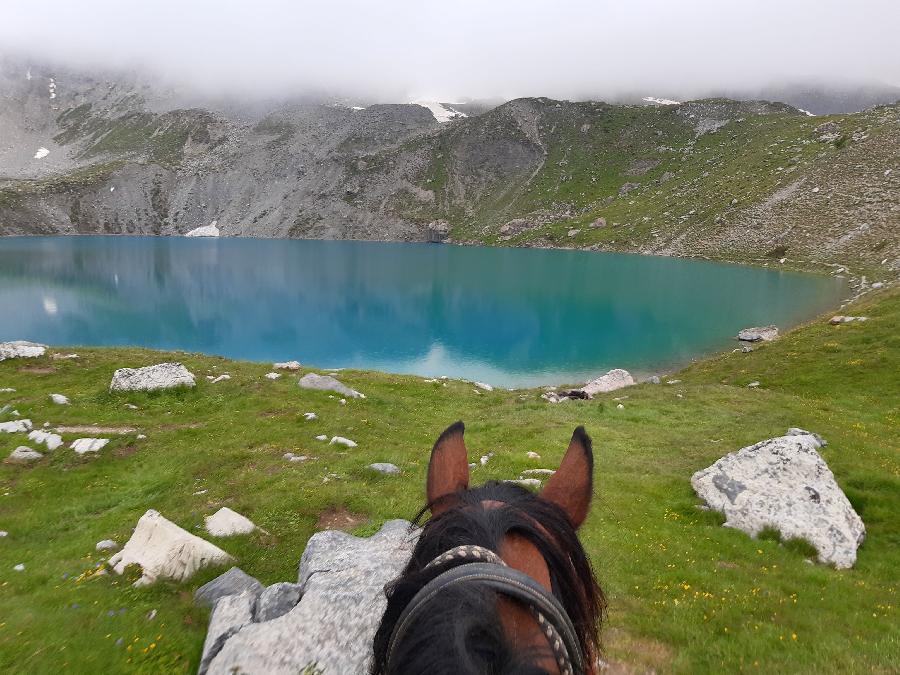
[203,519,416,674]
[368,462,400,475]
[736,325,779,342]
[329,436,357,448]
[50,393,70,405]
[109,363,196,392]
[265,372,281,380]
[108,509,234,586]
[0,419,33,433]
[195,567,265,609]
[0,341,47,361]
[199,591,256,674]
[691,433,864,568]
[273,361,301,371]
[254,582,302,622]
[209,374,231,384]
[186,221,220,237]
[580,369,635,397]
[5,446,43,463]
[71,438,109,455]
[298,373,363,399]
[27,430,63,451]
[205,507,258,537]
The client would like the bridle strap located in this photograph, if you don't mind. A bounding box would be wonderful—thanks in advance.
[385,560,585,675]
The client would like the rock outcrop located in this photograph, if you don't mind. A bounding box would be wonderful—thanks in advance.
[736,325,779,342]
[109,363,196,392]
[691,432,864,568]
[203,519,416,674]
[298,373,364,399]
[0,341,47,361]
[109,509,234,586]
[195,567,264,609]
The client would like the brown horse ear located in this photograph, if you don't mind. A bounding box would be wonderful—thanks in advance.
[427,421,470,516]
[540,426,594,529]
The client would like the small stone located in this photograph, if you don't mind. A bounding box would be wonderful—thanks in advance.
[521,469,555,477]
[255,582,302,622]
[303,412,317,421]
[5,446,43,463]
[194,489,208,495]
[508,478,542,489]
[136,434,147,440]
[209,374,231,384]
[71,438,110,455]
[747,381,761,388]
[146,609,157,621]
[526,451,541,459]
[125,404,139,410]
[283,452,296,460]
[0,531,7,537]
[50,393,70,405]
[473,381,493,391]
[480,453,494,466]
[265,372,281,380]
[647,375,661,384]
[13,563,25,572]
[205,507,258,537]
[115,638,124,647]
[567,228,581,237]
[339,398,347,405]
[871,282,884,289]
[28,430,63,451]
[369,463,400,475]
[741,345,754,353]
[96,539,119,552]
[0,419,32,433]
[315,434,327,441]
[666,379,682,385]
[273,361,302,371]
[329,436,357,448]
[616,403,625,409]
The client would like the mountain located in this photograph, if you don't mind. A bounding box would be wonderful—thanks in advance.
[1,59,898,277]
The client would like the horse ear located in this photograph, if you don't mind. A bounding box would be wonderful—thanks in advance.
[540,426,594,529]
[427,421,470,516]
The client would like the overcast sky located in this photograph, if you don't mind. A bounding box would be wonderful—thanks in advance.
[2,0,898,100]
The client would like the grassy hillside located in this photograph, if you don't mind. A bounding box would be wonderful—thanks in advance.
[1,287,897,673]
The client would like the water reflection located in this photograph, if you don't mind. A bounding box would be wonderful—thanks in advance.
[0,237,845,386]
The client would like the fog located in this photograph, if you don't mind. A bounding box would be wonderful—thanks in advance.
[2,0,898,101]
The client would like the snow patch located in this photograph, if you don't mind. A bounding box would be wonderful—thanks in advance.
[33,147,49,159]
[642,96,681,106]
[798,108,816,117]
[185,221,220,237]
[414,101,467,123]
[26,69,32,81]
[48,78,56,100]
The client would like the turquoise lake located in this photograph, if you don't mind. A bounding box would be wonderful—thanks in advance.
[0,236,846,387]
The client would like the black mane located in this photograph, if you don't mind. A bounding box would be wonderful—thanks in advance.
[372,481,605,674]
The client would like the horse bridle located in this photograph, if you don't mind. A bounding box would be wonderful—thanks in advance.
[385,544,586,675]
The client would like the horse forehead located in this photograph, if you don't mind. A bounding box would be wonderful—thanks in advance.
[479,499,552,591]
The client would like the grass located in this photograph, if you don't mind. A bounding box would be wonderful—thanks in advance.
[0,289,897,673]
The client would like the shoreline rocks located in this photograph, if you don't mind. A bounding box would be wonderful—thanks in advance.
[737,325,779,342]
[691,432,864,569]
[110,363,196,392]
[543,368,635,402]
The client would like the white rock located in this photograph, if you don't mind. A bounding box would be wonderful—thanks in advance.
[329,436,357,448]
[209,374,231,384]
[265,372,281,380]
[273,361,301,371]
[747,381,760,388]
[0,388,15,393]
[303,412,317,421]
[50,393,70,405]
[521,469,555,476]
[737,325,779,342]
[0,419,32,433]
[51,353,79,361]
[315,435,328,441]
[480,452,494,466]
[580,369,635,397]
[186,221,220,237]
[5,446,43,463]
[871,282,884,289]
[108,509,233,586]
[0,531,7,537]
[526,451,541,459]
[473,381,494,392]
[27,430,63,451]
[199,591,256,674]
[368,463,400,475]
[136,434,147,440]
[298,373,363,398]
[71,438,109,455]
[617,403,625,409]
[13,563,25,571]
[691,434,864,569]
[205,507,258,537]
[96,539,119,552]
[0,341,47,361]
[339,398,347,405]
[508,478,542,488]
[110,363,195,392]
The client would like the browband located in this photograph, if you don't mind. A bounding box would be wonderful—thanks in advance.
[385,553,585,674]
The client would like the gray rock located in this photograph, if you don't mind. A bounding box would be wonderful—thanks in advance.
[786,427,827,448]
[647,375,661,384]
[199,591,257,675]
[96,539,119,552]
[0,419,32,433]
[205,519,416,674]
[368,462,400,475]
[579,368,635,397]
[741,344,754,353]
[50,393,70,405]
[0,341,47,361]
[109,362,196,392]
[5,446,43,463]
[691,433,864,568]
[254,582,302,623]
[195,567,265,609]
[298,373,363,399]
[737,325,779,342]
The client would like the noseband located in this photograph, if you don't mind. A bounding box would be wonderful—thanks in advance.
[385,545,586,675]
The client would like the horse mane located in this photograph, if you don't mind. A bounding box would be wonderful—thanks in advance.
[371,480,605,674]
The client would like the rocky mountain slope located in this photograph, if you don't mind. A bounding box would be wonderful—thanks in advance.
[1,59,897,278]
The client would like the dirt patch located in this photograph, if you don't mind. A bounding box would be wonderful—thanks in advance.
[316,506,369,532]
[56,425,137,434]
[602,627,674,674]
[113,444,139,458]
[18,366,55,374]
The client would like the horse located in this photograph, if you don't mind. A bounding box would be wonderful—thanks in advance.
[372,421,605,674]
